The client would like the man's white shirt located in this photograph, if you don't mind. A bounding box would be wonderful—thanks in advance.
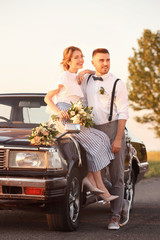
[81,72,129,125]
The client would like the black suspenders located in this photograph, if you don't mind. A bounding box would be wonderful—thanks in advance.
[108,78,120,121]
[86,75,120,122]
[87,74,92,84]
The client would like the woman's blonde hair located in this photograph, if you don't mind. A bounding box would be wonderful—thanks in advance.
[61,46,82,70]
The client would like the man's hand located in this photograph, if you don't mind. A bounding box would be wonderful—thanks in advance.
[111,119,126,153]
[111,139,122,153]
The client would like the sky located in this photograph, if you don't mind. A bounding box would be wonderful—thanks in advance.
[0,0,160,151]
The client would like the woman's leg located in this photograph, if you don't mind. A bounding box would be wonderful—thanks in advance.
[87,171,110,195]
[54,102,118,201]
[85,171,119,202]
[74,126,114,172]
[86,171,97,187]
[92,171,111,197]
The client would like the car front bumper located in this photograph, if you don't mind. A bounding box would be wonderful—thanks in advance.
[0,176,67,201]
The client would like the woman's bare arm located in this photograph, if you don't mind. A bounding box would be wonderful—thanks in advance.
[77,69,95,84]
[44,85,69,120]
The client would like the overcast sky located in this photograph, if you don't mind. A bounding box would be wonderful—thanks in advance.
[0,0,160,151]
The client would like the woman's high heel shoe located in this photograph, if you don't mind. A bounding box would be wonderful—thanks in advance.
[99,194,119,203]
[82,177,104,194]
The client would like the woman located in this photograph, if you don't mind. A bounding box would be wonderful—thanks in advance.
[44,46,118,202]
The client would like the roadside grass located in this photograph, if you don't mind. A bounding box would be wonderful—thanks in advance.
[145,151,160,178]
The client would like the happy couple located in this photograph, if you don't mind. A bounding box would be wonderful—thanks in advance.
[44,46,130,230]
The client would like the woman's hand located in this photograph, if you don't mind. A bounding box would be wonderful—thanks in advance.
[77,70,87,84]
[57,110,70,121]
[55,121,66,133]
[77,69,95,84]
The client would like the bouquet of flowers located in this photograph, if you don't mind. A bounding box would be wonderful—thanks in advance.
[28,122,59,146]
[68,101,94,128]
[51,101,94,128]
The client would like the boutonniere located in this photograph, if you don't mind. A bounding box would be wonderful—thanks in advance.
[98,86,106,95]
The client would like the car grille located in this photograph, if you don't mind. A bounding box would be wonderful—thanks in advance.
[2,186,22,194]
[0,149,6,170]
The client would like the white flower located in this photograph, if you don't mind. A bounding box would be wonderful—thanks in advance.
[73,119,81,124]
[70,111,75,116]
[79,109,84,114]
[74,101,83,110]
[71,114,81,123]
[71,115,80,123]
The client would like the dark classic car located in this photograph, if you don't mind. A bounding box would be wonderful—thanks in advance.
[0,93,148,231]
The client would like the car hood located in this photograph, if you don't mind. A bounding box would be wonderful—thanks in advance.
[0,128,32,145]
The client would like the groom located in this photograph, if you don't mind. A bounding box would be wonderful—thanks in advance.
[81,48,130,230]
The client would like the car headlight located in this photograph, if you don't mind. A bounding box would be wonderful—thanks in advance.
[47,151,62,169]
[9,151,45,168]
[8,150,62,169]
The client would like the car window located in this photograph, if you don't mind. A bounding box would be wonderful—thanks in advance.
[0,104,11,120]
[23,106,50,124]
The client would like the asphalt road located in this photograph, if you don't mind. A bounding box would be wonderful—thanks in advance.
[0,177,160,240]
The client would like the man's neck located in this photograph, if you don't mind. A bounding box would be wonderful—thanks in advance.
[95,71,109,77]
[95,71,102,76]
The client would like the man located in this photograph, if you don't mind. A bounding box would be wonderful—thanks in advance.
[81,48,130,230]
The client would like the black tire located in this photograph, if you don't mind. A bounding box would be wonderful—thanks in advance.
[124,170,136,209]
[46,168,82,231]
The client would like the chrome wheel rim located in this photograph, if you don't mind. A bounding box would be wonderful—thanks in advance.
[69,177,80,223]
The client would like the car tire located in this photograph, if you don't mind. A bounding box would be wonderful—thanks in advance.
[124,170,136,209]
[46,168,82,231]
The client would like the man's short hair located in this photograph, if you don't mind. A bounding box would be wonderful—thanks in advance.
[92,48,110,58]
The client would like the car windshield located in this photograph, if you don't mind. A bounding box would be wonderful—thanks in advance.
[0,95,50,128]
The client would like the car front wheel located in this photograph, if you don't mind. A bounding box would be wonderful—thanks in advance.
[46,168,82,231]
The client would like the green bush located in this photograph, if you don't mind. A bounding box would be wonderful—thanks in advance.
[145,161,160,178]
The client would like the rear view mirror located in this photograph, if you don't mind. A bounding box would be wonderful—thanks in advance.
[19,101,41,108]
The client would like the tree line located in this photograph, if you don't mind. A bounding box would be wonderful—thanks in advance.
[127,29,160,137]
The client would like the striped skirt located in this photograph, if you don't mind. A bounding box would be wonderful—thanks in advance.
[54,102,114,172]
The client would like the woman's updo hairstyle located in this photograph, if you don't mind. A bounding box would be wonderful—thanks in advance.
[61,46,82,70]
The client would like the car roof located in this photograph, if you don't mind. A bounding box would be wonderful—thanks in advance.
[0,93,46,97]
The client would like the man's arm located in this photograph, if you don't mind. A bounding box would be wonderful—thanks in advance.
[111,79,128,153]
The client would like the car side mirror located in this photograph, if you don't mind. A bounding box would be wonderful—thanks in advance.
[64,123,80,133]
[56,123,80,139]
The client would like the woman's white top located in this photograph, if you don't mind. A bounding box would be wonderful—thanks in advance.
[46,71,84,114]
[55,71,84,104]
